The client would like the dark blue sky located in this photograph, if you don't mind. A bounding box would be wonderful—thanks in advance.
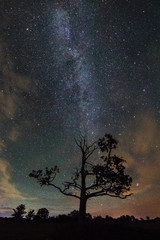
[0,0,160,218]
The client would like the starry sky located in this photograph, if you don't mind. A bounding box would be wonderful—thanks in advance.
[0,0,160,218]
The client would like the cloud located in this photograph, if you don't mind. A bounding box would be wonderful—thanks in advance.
[0,42,32,121]
[0,42,37,210]
[0,159,29,201]
[119,112,160,195]
[0,91,21,119]
[132,113,159,155]
[8,126,21,142]
[0,206,13,217]
[0,138,5,152]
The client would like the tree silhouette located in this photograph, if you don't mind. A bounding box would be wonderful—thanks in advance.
[35,208,49,220]
[117,215,135,222]
[68,210,79,219]
[26,210,35,220]
[11,204,26,219]
[29,134,132,221]
[105,215,113,221]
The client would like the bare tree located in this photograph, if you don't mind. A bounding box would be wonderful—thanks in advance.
[29,134,132,221]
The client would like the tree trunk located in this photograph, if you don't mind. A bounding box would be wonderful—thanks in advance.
[79,197,87,221]
[79,155,86,221]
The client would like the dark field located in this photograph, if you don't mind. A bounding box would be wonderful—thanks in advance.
[0,219,160,240]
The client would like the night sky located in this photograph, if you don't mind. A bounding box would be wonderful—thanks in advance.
[0,0,160,218]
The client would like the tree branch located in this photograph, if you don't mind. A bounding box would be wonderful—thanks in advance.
[87,189,133,199]
[48,183,80,199]
[64,181,81,190]
[74,137,98,161]
[85,146,98,160]
[104,192,133,199]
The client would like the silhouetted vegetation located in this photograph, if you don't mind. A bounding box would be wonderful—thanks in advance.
[29,134,132,221]
[34,208,49,221]
[1,214,160,240]
[105,215,114,221]
[0,206,158,239]
[154,217,160,222]
[11,204,26,220]
[117,215,137,222]
[7,207,160,223]
[26,210,35,220]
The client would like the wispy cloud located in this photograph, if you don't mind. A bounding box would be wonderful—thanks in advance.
[0,138,5,152]
[8,126,21,142]
[0,41,37,211]
[119,112,160,195]
[0,42,32,121]
[0,160,27,201]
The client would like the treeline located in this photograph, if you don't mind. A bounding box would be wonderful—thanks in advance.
[2,204,160,223]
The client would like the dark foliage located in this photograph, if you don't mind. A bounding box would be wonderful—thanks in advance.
[0,219,160,240]
[105,215,113,221]
[117,215,136,222]
[56,214,70,222]
[154,217,160,222]
[55,210,92,223]
[94,216,104,221]
[68,210,79,219]
[26,210,35,220]
[11,204,26,220]
[34,208,49,220]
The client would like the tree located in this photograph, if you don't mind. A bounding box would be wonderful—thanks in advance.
[12,204,26,219]
[117,215,134,222]
[68,210,79,219]
[26,210,35,220]
[35,208,49,220]
[105,215,113,221]
[29,134,132,221]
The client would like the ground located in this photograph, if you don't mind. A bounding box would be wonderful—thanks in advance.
[0,219,159,240]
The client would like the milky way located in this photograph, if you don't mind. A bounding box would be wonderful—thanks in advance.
[0,0,160,218]
[50,1,100,135]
